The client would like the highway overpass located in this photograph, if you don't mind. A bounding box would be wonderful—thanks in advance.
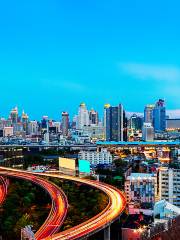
[0,169,68,240]
[0,167,126,240]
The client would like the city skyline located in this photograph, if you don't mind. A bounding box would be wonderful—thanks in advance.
[0,103,180,121]
[0,0,180,119]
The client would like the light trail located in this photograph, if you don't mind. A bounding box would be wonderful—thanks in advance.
[0,167,126,240]
[0,176,8,205]
[0,170,68,240]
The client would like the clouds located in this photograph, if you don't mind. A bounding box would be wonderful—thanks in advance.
[119,63,180,82]
[167,110,180,118]
[118,62,180,108]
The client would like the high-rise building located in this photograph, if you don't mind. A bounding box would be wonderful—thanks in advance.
[142,122,154,142]
[89,109,99,125]
[129,114,143,131]
[105,104,124,142]
[41,116,49,133]
[77,103,89,129]
[28,121,38,135]
[22,110,29,134]
[153,99,166,132]
[61,112,69,136]
[71,115,78,129]
[52,121,61,133]
[158,167,180,207]
[144,104,155,124]
[103,104,111,140]
[10,106,18,124]
[123,110,128,141]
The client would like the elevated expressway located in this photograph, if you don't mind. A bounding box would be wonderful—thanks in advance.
[0,167,126,240]
[0,169,68,240]
[0,176,8,205]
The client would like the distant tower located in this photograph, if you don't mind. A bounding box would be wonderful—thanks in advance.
[77,103,89,129]
[130,114,143,131]
[153,99,166,132]
[105,104,124,142]
[10,106,18,124]
[22,110,29,133]
[142,123,154,142]
[61,112,69,136]
[144,105,154,124]
[89,109,99,125]
[103,104,111,139]
[41,116,48,133]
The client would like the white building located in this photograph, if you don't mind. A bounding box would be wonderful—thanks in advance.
[77,103,89,129]
[154,200,180,219]
[52,121,61,133]
[125,173,157,204]
[83,124,104,140]
[71,130,91,144]
[28,121,39,135]
[158,167,180,207]
[142,122,154,142]
[78,148,113,166]
[3,127,14,137]
[44,132,49,143]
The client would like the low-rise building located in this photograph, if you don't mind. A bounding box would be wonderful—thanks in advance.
[125,173,157,204]
[3,127,14,137]
[78,148,113,165]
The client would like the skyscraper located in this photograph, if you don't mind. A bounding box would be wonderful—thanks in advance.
[10,106,18,124]
[22,110,29,133]
[129,114,143,131]
[89,109,99,125]
[142,122,154,142]
[105,104,124,142]
[77,103,89,129]
[103,104,111,140]
[144,104,154,124]
[61,112,69,136]
[41,116,48,133]
[153,99,166,132]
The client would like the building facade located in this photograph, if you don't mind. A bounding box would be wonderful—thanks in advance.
[78,148,113,165]
[125,173,157,204]
[77,103,89,129]
[158,167,180,207]
[153,99,166,132]
[61,112,69,136]
[144,105,154,124]
[142,123,154,142]
[105,104,124,142]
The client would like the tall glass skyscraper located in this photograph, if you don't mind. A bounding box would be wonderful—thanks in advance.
[144,105,155,124]
[61,112,69,136]
[105,104,124,142]
[153,99,166,132]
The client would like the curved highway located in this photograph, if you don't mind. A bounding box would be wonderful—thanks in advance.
[0,167,126,240]
[0,176,8,205]
[0,170,68,240]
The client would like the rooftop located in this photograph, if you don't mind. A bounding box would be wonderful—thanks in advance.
[127,173,154,180]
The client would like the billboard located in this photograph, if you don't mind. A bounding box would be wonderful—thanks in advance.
[79,160,90,174]
[59,158,76,171]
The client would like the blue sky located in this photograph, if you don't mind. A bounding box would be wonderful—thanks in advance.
[0,0,180,119]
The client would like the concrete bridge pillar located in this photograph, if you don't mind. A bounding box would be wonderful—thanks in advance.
[104,225,111,240]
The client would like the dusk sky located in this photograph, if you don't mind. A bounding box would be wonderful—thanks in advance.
[0,0,180,119]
